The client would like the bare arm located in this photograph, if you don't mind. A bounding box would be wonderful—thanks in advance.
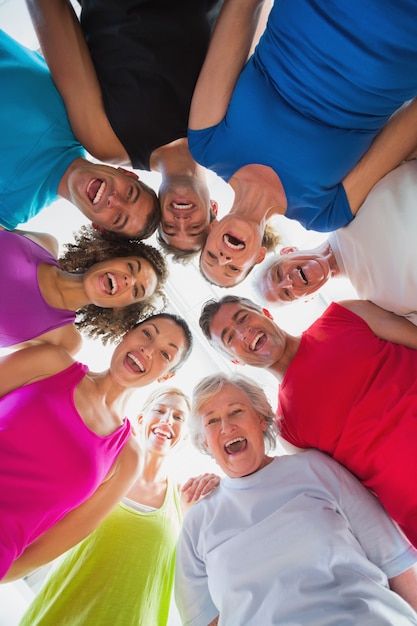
[189,0,266,131]
[343,98,417,216]
[0,345,73,398]
[339,300,417,349]
[207,618,219,626]
[2,437,140,582]
[12,229,59,257]
[25,0,129,165]
[389,565,417,612]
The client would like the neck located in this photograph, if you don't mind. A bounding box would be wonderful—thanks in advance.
[57,156,86,199]
[38,264,90,311]
[229,164,287,226]
[140,450,169,484]
[313,240,340,277]
[150,138,203,180]
[269,333,302,381]
[89,370,134,416]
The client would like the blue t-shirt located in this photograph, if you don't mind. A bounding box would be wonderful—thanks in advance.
[188,0,417,232]
[0,30,85,230]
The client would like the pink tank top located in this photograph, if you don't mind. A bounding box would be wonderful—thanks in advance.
[0,361,131,579]
[0,230,75,347]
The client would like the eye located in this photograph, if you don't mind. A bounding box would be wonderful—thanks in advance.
[207,251,216,260]
[174,413,185,422]
[237,313,248,324]
[142,329,151,338]
[229,265,240,273]
[161,350,171,361]
[127,186,133,200]
[133,285,139,298]
[230,408,243,416]
[206,417,219,426]
[128,262,134,273]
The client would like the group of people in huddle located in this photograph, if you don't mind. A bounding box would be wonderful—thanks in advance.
[2,0,417,624]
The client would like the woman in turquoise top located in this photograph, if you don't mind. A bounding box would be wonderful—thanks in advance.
[20,388,219,626]
[190,0,417,287]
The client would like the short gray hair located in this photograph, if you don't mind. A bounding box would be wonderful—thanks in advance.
[189,373,278,456]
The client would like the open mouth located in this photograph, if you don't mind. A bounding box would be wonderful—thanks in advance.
[152,426,172,440]
[171,202,194,210]
[223,233,245,250]
[103,272,118,295]
[87,179,106,205]
[297,266,308,285]
[126,352,145,373]
[225,437,247,454]
[249,332,266,351]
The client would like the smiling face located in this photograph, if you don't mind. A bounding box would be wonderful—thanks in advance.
[259,249,331,303]
[201,384,268,478]
[66,164,156,238]
[158,177,215,251]
[209,302,284,368]
[110,317,187,387]
[139,392,189,456]
[200,215,266,287]
[83,256,158,307]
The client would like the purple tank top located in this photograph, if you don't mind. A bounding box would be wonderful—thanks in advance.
[0,230,75,346]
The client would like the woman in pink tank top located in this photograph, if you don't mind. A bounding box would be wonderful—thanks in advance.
[0,312,192,582]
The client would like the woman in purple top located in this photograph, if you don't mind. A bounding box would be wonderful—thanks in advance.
[0,226,168,354]
[0,312,192,582]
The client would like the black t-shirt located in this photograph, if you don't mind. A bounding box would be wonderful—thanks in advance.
[79,0,223,169]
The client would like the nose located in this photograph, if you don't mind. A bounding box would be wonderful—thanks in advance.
[123,273,134,288]
[220,418,235,435]
[277,274,292,289]
[161,410,174,424]
[218,251,231,266]
[174,213,190,221]
[139,343,154,359]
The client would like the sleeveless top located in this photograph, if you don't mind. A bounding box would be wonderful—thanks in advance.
[0,230,75,347]
[0,361,132,579]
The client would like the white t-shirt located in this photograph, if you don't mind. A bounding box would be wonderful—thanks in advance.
[330,160,417,325]
[175,450,417,626]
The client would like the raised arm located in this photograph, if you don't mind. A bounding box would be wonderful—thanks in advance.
[343,98,417,216]
[339,300,417,349]
[189,0,267,131]
[25,0,129,165]
[2,437,140,582]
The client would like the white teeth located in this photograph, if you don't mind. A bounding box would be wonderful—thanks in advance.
[297,267,308,284]
[223,234,244,250]
[127,353,145,372]
[107,272,117,295]
[87,180,106,205]
[172,202,193,210]
[153,427,172,439]
[225,437,245,448]
[250,332,264,351]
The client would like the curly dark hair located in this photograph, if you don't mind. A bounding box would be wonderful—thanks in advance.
[58,225,169,344]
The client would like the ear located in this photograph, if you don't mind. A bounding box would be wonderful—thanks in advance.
[207,218,219,232]
[262,307,274,321]
[157,371,175,383]
[280,246,298,256]
[92,222,106,234]
[256,246,267,265]
[259,415,267,431]
[210,200,219,217]
[117,167,139,180]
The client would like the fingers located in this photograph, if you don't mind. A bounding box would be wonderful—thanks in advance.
[182,473,220,503]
